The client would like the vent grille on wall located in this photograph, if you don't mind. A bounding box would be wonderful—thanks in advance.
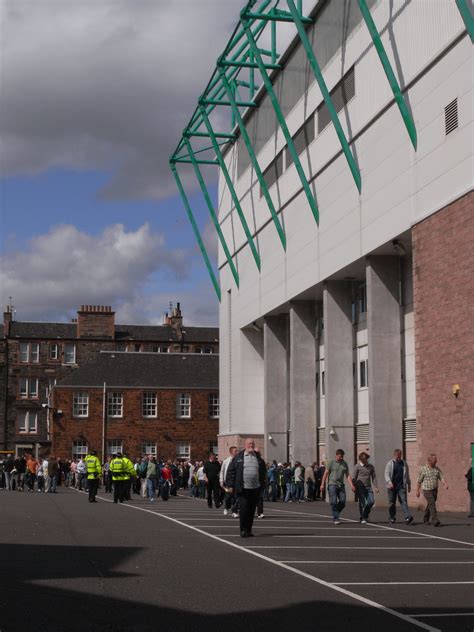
[445,98,458,135]
[403,418,417,442]
[356,423,369,443]
[317,427,326,445]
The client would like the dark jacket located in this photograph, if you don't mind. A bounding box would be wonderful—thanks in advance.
[225,450,266,494]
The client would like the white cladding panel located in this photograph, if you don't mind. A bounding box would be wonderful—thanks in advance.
[215,0,471,436]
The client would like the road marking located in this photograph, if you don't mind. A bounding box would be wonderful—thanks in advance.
[278,560,474,564]
[245,546,473,550]
[267,507,474,547]
[411,613,474,618]
[270,534,424,539]
[190,525,372,530]
[335,582,474,586]
[92,494,440,632]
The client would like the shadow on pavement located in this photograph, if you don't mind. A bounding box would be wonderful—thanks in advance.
[0,544,472,632]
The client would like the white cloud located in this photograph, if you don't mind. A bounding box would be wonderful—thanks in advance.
[0,0,243,200]
[0,223,219,323]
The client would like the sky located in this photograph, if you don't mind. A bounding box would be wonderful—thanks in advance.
[0,0,245,326]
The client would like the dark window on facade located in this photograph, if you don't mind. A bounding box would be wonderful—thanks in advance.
[286,115,315,167]
[317,66,355,133]
[261,150,284,195]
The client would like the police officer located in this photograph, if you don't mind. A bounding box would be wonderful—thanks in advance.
[110,452,127,503]
[85,450,102,503]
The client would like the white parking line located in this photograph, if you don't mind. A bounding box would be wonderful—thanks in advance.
[335,582,474,586]
[270,535,424,539]
[87,491,440,632]
[191,525,373,530]
[279,560,474,564]
[246,546,473,550]
[267,507,474,547]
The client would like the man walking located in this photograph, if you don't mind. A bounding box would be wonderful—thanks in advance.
[466,460,474,518]
[85,450,102,503]
[384,449,413,524]
[203,453,221,509]
[320,449,354,525]
[416,454,448,526]
[220,446,238,516]
[352,452,378,523]
[225,438,266,538]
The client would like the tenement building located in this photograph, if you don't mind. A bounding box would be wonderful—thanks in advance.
[170,1,473,511]
[52,352,219,462]
[1,303,219,458]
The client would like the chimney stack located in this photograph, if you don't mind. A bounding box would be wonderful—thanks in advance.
[77,305,115,339]
[3,305,13,337]
[163,302,183,330]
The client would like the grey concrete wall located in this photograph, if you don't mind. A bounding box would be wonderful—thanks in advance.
[366,256,403,486]
[289,302,317,466]
[323,281,355,462]
[264,315,289,463]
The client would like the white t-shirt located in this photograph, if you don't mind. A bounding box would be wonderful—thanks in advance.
[197,466,205,481]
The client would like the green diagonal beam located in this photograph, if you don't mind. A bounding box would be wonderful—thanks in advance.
[218,66,287,251]
[358,0,417,150]
[184,138,240,288]
[286,0,362,193]
[170,163,221,302]
[197,105,261,272]
[455,0,474,42]
[241,17,320,224]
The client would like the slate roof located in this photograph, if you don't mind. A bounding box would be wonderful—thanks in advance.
[55,351,219,389]
[114,324,219,343]
[9,322,76,339]
[7,321,218,343]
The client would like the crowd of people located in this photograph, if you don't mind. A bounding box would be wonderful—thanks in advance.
[1,444,473,537]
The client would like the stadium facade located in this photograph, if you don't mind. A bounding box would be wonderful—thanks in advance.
[171,0,473,511]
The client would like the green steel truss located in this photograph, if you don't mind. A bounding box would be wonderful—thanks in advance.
[169,0,423,300]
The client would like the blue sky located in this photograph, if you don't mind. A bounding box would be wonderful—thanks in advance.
[0,0,243,326]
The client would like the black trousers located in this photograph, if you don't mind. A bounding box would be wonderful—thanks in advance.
[113,479,126,503]
[237,488,260,534]
[88,478,99,502]
[206,478,221,507]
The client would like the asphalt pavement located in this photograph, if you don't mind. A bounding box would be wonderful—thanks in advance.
[1,488,473,632]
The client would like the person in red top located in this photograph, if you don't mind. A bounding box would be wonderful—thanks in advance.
[160,461,173,501]
[25,455,38,492]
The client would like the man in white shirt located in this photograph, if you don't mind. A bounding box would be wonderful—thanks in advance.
[76,458,87,491]
[220,446,238,516]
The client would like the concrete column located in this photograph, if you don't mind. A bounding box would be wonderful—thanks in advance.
[264,315,289,463]
[323,281,355,461]
[289,302,317,466]
[366,256,403,484]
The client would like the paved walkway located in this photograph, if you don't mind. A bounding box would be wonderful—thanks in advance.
[1,489,473,632]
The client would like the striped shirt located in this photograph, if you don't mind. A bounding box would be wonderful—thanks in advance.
[243,452,260,489]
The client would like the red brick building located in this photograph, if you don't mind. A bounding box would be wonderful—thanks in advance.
[411,192,474,512]
[52,351,219,462]
[1,303,219,457]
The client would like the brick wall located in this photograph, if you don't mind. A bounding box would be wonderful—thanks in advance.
[52,388,219,462]
[413,191,474,512]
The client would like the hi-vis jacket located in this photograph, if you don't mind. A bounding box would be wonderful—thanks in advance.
[85,455,102,480]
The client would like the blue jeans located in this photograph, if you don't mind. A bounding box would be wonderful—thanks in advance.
[146,477,155,499]
[284,482,294,502]
[357,486,374,520]
[328,484,346,520]
[388,487,411,520]
[295,481,305,501]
